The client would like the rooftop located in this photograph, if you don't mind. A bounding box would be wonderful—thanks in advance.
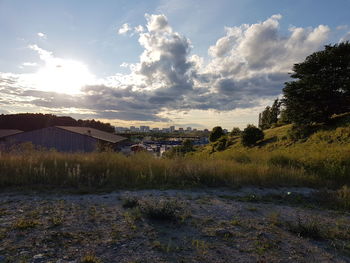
[0,129,23,138]
[56,126,127,143]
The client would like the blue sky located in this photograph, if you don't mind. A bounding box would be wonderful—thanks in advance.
[1,0,350,129]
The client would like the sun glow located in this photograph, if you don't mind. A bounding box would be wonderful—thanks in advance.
[33,58,95,94]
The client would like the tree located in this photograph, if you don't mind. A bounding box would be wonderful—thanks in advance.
[241,125,264,147]
[258,99,281,130]
[209,126,224,142]
[230,127,242,136]
[283,42,350,125]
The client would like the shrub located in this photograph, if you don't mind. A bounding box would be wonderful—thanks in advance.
[241,125,264,147]
[230,127,242,136]
[287,217,323,239]
[287,124,316,141]
[140,199,184,221]
[209,126,224,142]
[122,197,139,209]
[213,137,227,152]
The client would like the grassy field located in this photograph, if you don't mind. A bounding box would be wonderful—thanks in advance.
[1,118,350,191]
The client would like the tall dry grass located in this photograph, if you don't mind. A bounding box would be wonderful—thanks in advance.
[0,149,319,190]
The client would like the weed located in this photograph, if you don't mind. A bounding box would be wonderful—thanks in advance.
[266,212,281,226]
[81,254,101,263]
[286,217,323,239]
[140,199,185,221]
[12,218,39,230]
[122,197,139,209]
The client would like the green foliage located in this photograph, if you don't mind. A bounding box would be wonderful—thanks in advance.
[283,42,350,125]
[213,137,228,152]
[163,139,194,158]
[241,125,264,147]
[230,127,242,136]
[209,126,224,142]
[259,99,281,130]
[287,125,316,141]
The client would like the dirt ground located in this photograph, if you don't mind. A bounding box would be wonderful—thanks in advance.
[0,188,349,263]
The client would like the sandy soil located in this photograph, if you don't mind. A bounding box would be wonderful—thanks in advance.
[0,188,349,263]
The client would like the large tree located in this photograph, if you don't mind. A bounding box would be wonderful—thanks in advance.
[283,42,350,125]
[258,99,281,130]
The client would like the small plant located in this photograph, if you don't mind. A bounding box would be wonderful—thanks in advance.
[81,254,101,263]
[266,212,281,226]
[140,199,184,221]
[13,218,39,230]
[337,185,350,209]
[287,217,323,239]
[49,214,63,227]
[122,197,139,209]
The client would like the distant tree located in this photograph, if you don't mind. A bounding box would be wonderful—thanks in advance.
[164,139,194,158]
[241,125,264,147]
[230,127,242,136]
[283,42,350,125]
[182,139,194,152]
[0,113,115,133]
[209,126,224,142]
[277,109,292,125]
[258,99,281,130]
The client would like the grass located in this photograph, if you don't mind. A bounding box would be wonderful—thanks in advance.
[140,199,185,221]
[286,217,323,239]
[1,116,350,191]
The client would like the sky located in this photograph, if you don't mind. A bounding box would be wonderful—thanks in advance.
[1,0,350,130]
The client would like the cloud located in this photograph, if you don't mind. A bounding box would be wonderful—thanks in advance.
[118,23,132,35]
[340,31,350,42]
[0,14,335,123]
[22,62,38,67]
[37,32,47,39]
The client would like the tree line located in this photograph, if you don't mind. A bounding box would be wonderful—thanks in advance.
[0,113,115,133]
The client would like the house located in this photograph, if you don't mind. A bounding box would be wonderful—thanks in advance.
[0,129,23,139]
[0,126,127,152]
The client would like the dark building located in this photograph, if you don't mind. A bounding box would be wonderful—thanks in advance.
[0,126,127,152]
[0,129,23,139]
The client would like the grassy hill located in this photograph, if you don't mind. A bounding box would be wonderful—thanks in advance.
[190,114,350,188]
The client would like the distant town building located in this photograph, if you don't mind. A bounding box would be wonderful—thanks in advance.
[152,128,160,132]
[140,126,150,132]
[162,128,170,133]
[186,127,192,132]
[170,126,175,132]
[178,128,184,132]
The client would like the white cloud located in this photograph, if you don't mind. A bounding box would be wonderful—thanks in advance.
[22,62,38,67]
[340,31,350,42]
[37,32,47,39]
[118,23,132,35]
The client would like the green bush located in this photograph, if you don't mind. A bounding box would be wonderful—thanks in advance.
[241,125,264,147]
[209,126,224,142]
[287,125,316,141]
[213,137,228,152]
